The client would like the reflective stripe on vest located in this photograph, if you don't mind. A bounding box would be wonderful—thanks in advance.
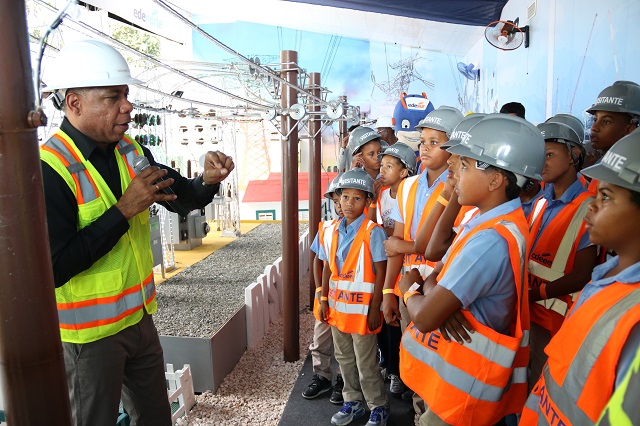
[324,219,382,335]
[400,209,531,426]
[527,193,593,333]
[41,132,155,344]
[521,284,640,426]
[598,345,640,426]
[41,132,100,204]
[313,219,338,321]
[57,274,155,330]
[395,175,443,294]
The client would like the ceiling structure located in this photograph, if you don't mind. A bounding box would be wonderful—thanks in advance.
[184,0,499,56]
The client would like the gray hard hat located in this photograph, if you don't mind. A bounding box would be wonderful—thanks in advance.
[586,81,640,119]
[537,122,586,170]
[349,126,381,156]
[546,113,585,141]
[581,128,640,192]
[378,142,418,176]
[324,173,343,199]
[447,113,545,181]
[336,167,375,198]
[415,106,464,138]
[443,113,487,149]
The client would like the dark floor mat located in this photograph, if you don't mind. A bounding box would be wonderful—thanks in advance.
[279,353,415,425]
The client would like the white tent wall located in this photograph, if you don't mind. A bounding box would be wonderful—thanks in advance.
[465,0,640,124]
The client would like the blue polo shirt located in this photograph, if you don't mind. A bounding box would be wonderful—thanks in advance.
[530,179,592,251]
[569,256,640,389]
[389,168,448,239]
[439,198,524,334]
[317,214,387,273]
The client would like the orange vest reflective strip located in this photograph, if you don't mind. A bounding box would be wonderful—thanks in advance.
[57,273,155,330]
[396,175,444,294]
[313,219,338,321]
[453,205,479,228]
[325,219,382,335]
[375,185,391,225]
[521,283,640,425]
[528,192,593,334]
[41,132,101,204]
[400,209,531,426]
[118,135,143,179]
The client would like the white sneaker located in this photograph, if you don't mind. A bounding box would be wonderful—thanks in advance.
[331,401,366,425]
[389,374,405,394]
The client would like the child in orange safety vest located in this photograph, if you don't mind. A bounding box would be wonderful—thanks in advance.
[521,127,640,426]
[398,114,546,426]
[367,142,416,396]
[305,175,345,403]
[526,121,599,389]
[318,168,390,426]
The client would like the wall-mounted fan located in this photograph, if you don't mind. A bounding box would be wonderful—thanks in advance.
[457,62,480,81]
[485,18,530,51]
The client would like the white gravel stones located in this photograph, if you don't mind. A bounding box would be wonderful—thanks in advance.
[152,223,315,424]
[154,223,307,338]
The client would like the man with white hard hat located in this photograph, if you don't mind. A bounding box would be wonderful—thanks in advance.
[40,39,234,426]
[374,115,398,146]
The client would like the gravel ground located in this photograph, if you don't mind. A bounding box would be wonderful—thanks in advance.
[152,222,315,424]
[176,282,315,425]
[154,223,308,338]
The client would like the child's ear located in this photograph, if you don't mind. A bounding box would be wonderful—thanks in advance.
[488,170,505,192]
[400,168,409,178]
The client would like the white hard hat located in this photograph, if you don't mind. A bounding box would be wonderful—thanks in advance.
[374,115,394,129]
[42,40,143,93]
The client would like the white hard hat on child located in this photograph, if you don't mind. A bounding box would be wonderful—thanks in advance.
[42,40,143,93]
[447,113,545,183]
[374,116,394,129]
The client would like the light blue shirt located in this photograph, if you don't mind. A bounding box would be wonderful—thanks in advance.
[389,168,448,239]
[569,257,640,389]
[317,214,387,273]
[439,198,524,334]
[530,179,592,251]
[310,219,342,255]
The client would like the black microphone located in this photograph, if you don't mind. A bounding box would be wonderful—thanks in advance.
[132,155,191,217]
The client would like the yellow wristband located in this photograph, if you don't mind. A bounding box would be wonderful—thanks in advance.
[315,287,322,293]
[320,296,328,302]
[437,195,449,207]
[539,283,548,300]
[403,290,420,305]
[382,289,395,295]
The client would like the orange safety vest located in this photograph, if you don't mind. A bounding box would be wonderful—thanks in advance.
[375,185,392,227]
[521,282,640,425]
[400,207,531,426]
[527,191,593,335]
[587,177,598,195]
[323,218,383,335]
[453,205,479,228]
[395,174,444,295]
[313,218,339,321]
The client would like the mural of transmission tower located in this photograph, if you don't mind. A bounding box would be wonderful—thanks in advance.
[372,54,435,102]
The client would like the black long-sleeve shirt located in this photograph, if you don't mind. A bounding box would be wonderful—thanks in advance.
[42,118,219,287]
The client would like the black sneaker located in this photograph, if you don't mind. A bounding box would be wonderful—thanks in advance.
[330,374,344,405]
[302,374,332,399]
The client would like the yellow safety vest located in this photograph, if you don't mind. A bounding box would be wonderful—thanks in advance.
[597,344,640,426]
[41,130,156,344]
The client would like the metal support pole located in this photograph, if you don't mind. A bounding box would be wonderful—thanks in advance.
[0,1,72,424]
[281,50,300,362]
[308,73,322,308]
[338,95,348,147]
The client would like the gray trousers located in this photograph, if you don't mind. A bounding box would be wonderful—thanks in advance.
[331,326,388,410]
[63,310,172,426]
[309,319,337,380]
